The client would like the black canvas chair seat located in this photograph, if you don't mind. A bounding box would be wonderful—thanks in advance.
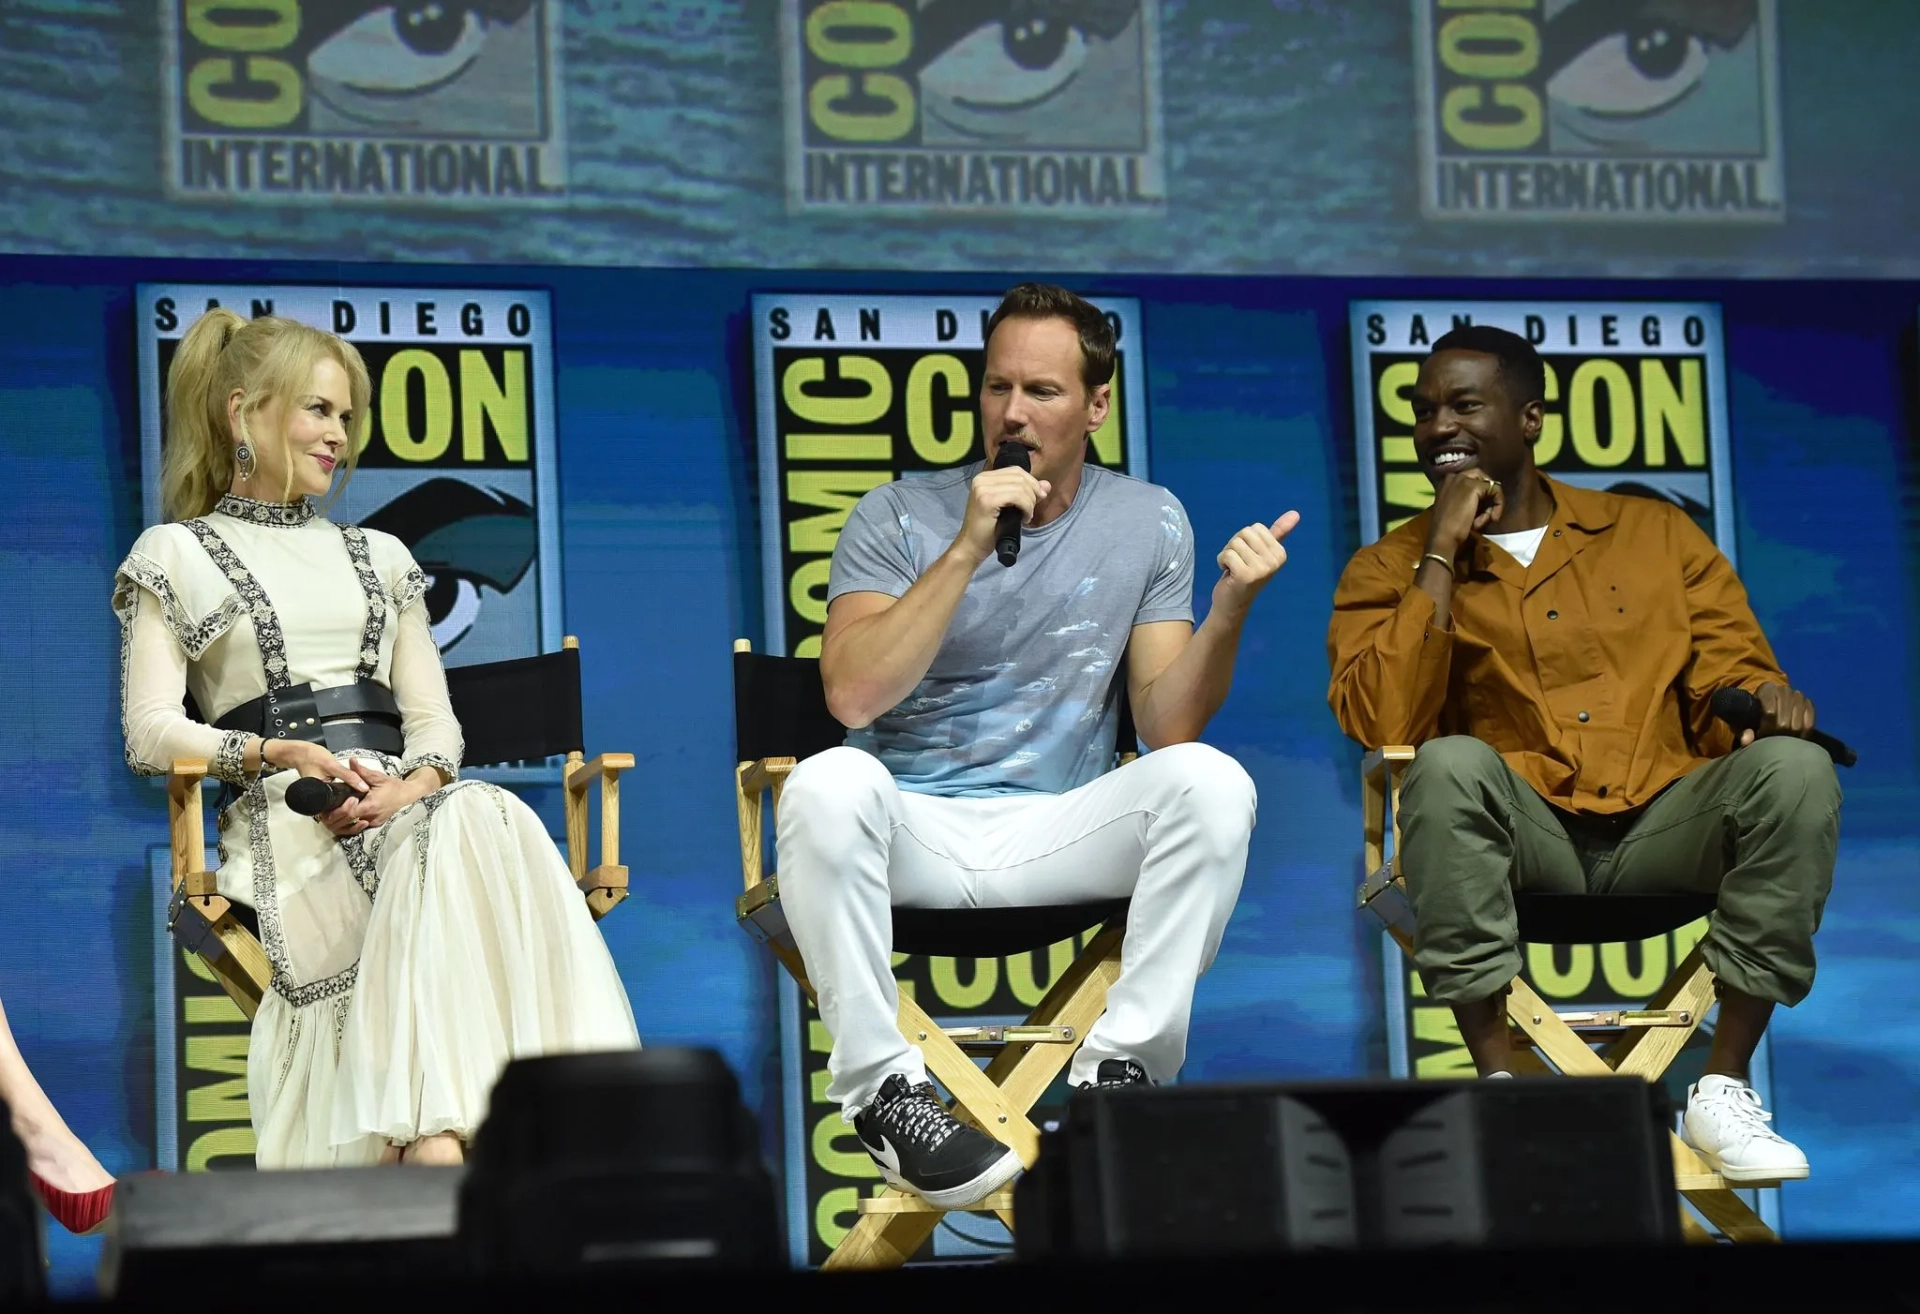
[892,900,1128,960]
[227,902,260,941]
[1514,893,1717,945]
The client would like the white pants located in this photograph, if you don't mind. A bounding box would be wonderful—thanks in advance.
[776,743,1256,1115]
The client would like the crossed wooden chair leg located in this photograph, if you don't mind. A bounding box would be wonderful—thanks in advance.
[1373,900,1778,1242]
[812,926,1126,1272]
[1502,945,1779,1243]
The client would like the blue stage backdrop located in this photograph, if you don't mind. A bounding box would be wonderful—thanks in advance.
[0,255,1916,1288]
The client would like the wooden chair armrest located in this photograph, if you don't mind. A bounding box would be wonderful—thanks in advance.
[157,759,269,1015]
[1360,746,1416,903]
[167,759,209,797]
[565,752,635,793]
[735,757,799,895]
[577,865,629,921]
[738,756,797,797]
[562,752,632,915]
[167,760,212,895]
[1361,745,1416,782]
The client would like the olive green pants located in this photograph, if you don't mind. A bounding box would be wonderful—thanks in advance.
[1399,735,1840,1006]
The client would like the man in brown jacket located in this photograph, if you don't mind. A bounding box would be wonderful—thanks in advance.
[1327,325,1839,1183]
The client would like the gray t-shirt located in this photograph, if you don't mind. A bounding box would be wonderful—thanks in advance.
[828,461,1195,798]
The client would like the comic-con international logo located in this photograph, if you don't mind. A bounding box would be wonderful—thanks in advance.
[1414,0,1783,221]
[750,292,1149,659]
[1349,300,1735,551]
[162,0,567,201]
[781,0,1165,214]
[136,284,563,677]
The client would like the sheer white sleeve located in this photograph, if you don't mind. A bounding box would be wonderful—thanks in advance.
[392,600,463,782]
[117,578,248,781]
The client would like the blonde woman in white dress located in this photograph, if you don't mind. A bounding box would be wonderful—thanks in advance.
[115,308,639,1169]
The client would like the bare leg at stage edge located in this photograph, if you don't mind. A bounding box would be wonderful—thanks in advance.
[401,1132,463,1166]
[381,1133,464,1165]
[0,997,114,1198]
[0,997,113,1191]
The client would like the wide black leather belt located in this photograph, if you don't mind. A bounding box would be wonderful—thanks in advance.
[215,679,405,758]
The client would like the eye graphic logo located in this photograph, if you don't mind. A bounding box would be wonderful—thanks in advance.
[782,0,1165,214]
[359,479,536,654]
[1415,0,1784,222]
[163,0,567,202]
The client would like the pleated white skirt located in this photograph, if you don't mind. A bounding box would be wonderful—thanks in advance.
[240,779,640,1168]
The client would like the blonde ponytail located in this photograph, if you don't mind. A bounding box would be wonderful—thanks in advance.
[158,309,373,522]
[160,307,248,521]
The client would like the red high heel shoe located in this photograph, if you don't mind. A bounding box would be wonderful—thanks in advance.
[29,1173,115,1236]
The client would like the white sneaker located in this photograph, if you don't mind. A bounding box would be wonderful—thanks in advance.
[1683,1074,1809,1183]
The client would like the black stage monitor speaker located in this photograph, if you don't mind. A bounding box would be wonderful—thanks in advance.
[457,1047,781,1276]
[105,1049,780,1295]
[102,1164,463,1296]
[1015,1076,1678,1260]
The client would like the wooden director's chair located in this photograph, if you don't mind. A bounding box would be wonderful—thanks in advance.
[166,636,633,1020]
[731,640,1131,1270]
[1360,745,1780,1244]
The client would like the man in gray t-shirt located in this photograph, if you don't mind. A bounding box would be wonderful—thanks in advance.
[832,459,1195,797]
[777,283,1298,1213]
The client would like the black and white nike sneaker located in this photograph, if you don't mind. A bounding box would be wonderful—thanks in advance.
[1077,1058,1152,1091]
[852,1073,1024,1208]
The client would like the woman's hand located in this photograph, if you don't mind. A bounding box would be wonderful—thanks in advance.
[318,761,432,836]
[265,737,369,793]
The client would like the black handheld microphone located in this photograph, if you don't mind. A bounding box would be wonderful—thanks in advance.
[992,442,1030,568]
[1709,687,1857,768]
[285,777,358,816]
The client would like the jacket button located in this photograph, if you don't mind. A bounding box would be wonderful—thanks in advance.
[1597,785,1609,798]
[1547,610,1559,620]
[1578,711,1590,723]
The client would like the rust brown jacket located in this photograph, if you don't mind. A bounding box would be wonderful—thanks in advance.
[1327,477,1787,815]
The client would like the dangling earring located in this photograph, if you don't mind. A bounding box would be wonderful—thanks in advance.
[235,443,256,481]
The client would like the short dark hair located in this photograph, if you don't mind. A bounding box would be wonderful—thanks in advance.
[1429,324,1546,407]
[984,283,1116,391]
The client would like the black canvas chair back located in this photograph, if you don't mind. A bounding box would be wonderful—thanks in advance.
[446,647,585,768]
[732,648,846,764]
[213,647,587,940]
[733,647,1129,956]
[187,651,585,769]
[732,647,1138,764]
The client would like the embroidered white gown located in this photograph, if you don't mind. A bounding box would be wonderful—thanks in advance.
[115,493,640,1168]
